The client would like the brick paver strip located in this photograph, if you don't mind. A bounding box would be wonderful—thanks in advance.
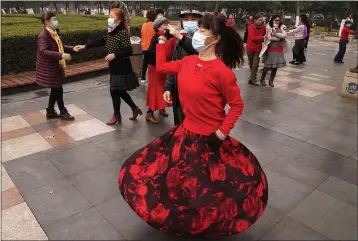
[1,59,109,89]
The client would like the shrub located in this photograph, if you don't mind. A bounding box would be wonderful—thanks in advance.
[1,15,145,75]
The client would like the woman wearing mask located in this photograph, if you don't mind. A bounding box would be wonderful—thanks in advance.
[145,16,176,124]
[119,13,268,237]
[288,14,308,65]
[259,15,287,87]
[163,10,202,125]
[36,11,76,120]
[77,8,142,124]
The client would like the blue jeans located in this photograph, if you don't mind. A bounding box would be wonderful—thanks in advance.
[334,40,347,62]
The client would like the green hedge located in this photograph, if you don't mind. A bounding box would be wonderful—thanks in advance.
[1,14,145,75]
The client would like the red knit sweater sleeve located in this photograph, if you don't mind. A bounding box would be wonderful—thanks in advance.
[156,43,184,75]
[248,24,265,42]
[218,71,244,137]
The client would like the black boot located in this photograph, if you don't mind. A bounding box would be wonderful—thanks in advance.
[46,108,60,119]
[248,80,259,86]
[269,70,277,88]
[260,68,269,86]
[59,108,75,121]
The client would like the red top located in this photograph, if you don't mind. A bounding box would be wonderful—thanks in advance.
[341,26,355,41]
[156,44,244,137]
[246,24,266,52]
[268,28,284,52]
[226,18,235,27]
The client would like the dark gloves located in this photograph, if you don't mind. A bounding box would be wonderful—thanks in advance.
[207,132,223,153]
[164,29,174,40]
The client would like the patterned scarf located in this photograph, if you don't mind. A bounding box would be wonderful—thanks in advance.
[46,27,66,69]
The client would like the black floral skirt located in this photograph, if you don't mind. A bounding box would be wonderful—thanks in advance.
[110,72,139,91]
[118,125,268,238]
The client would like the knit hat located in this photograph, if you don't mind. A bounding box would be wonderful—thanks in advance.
[153,16,169,30]
[179,10,203,18]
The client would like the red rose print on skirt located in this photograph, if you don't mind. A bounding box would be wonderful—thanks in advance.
[119,125,268,237]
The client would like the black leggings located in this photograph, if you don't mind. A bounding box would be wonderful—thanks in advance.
[48,86,65,110]
[110,89,137,114]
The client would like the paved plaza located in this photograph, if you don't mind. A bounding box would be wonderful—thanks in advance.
[1,37,357,240]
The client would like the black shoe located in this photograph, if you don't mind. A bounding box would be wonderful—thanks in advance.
[334,60,344,64]
[248,80,259,86]
[289,61,300,65]
[59,108,75,121]
[46,108,60,119]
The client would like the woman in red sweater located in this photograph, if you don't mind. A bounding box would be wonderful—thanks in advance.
[119,13,268,237]
[145,16,176,123]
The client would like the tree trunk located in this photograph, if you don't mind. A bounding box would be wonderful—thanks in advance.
[214,1,220,12]
[296,1,300,17]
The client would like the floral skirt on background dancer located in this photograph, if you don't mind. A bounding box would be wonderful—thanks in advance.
[118,125,268,237]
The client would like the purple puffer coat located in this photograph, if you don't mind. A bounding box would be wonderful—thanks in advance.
[36,28,73,88]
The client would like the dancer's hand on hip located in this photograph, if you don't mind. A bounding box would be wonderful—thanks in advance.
[105,54,115,61]
[163,91,172,104]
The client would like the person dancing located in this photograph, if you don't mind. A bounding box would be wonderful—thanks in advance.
[163,10,202,125]
[36,11,75,121]
[259,15,287,87]
[119,13,268,238]
[288,14,308,65]
[78,8,142,124]
[145,16,176,124]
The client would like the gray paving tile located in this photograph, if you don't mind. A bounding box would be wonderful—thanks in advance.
[289,190,357,240]
[146,229,253,241]
[3,156,64,194]
[345,169,357,186]
[269,117,325,141]
[263,169,314,213]
[23,179,91,229]
[245,206,284,240]
[265,158,329,188]
[273,145,304,159]
[298,104,349,127]
[318,156,357,180]
[342,112,358,124]
[317,176,357,207]
[68,160,122,205]
[46,208,124,240]
[261,216,329,240]
[96,195,154,240]
[94,137,143,160]
[240,108,291,128]
[48,142,114,176]
[32,122,58,132]
[251,149,280,167]
[294,153,328,170]
[308,129,357,157]
[327,119,358,137]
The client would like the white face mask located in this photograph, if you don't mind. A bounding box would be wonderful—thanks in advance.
[108,18,115,27]
[192,31,213,53]
[273,23,279,28]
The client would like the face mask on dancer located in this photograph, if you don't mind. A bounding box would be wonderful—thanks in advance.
[108,18,115,28]
[192,31,215,53]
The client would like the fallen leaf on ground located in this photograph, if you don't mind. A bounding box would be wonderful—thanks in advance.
[50,190,54,194]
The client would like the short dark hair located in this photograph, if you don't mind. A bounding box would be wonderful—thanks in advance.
[156,9,164,16]
[198,13,244,69]
[146,9,157,22]
[269,14,282,28]
[40,11,56,24]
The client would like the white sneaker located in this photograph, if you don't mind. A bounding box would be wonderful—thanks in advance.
[141,79,147,83]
